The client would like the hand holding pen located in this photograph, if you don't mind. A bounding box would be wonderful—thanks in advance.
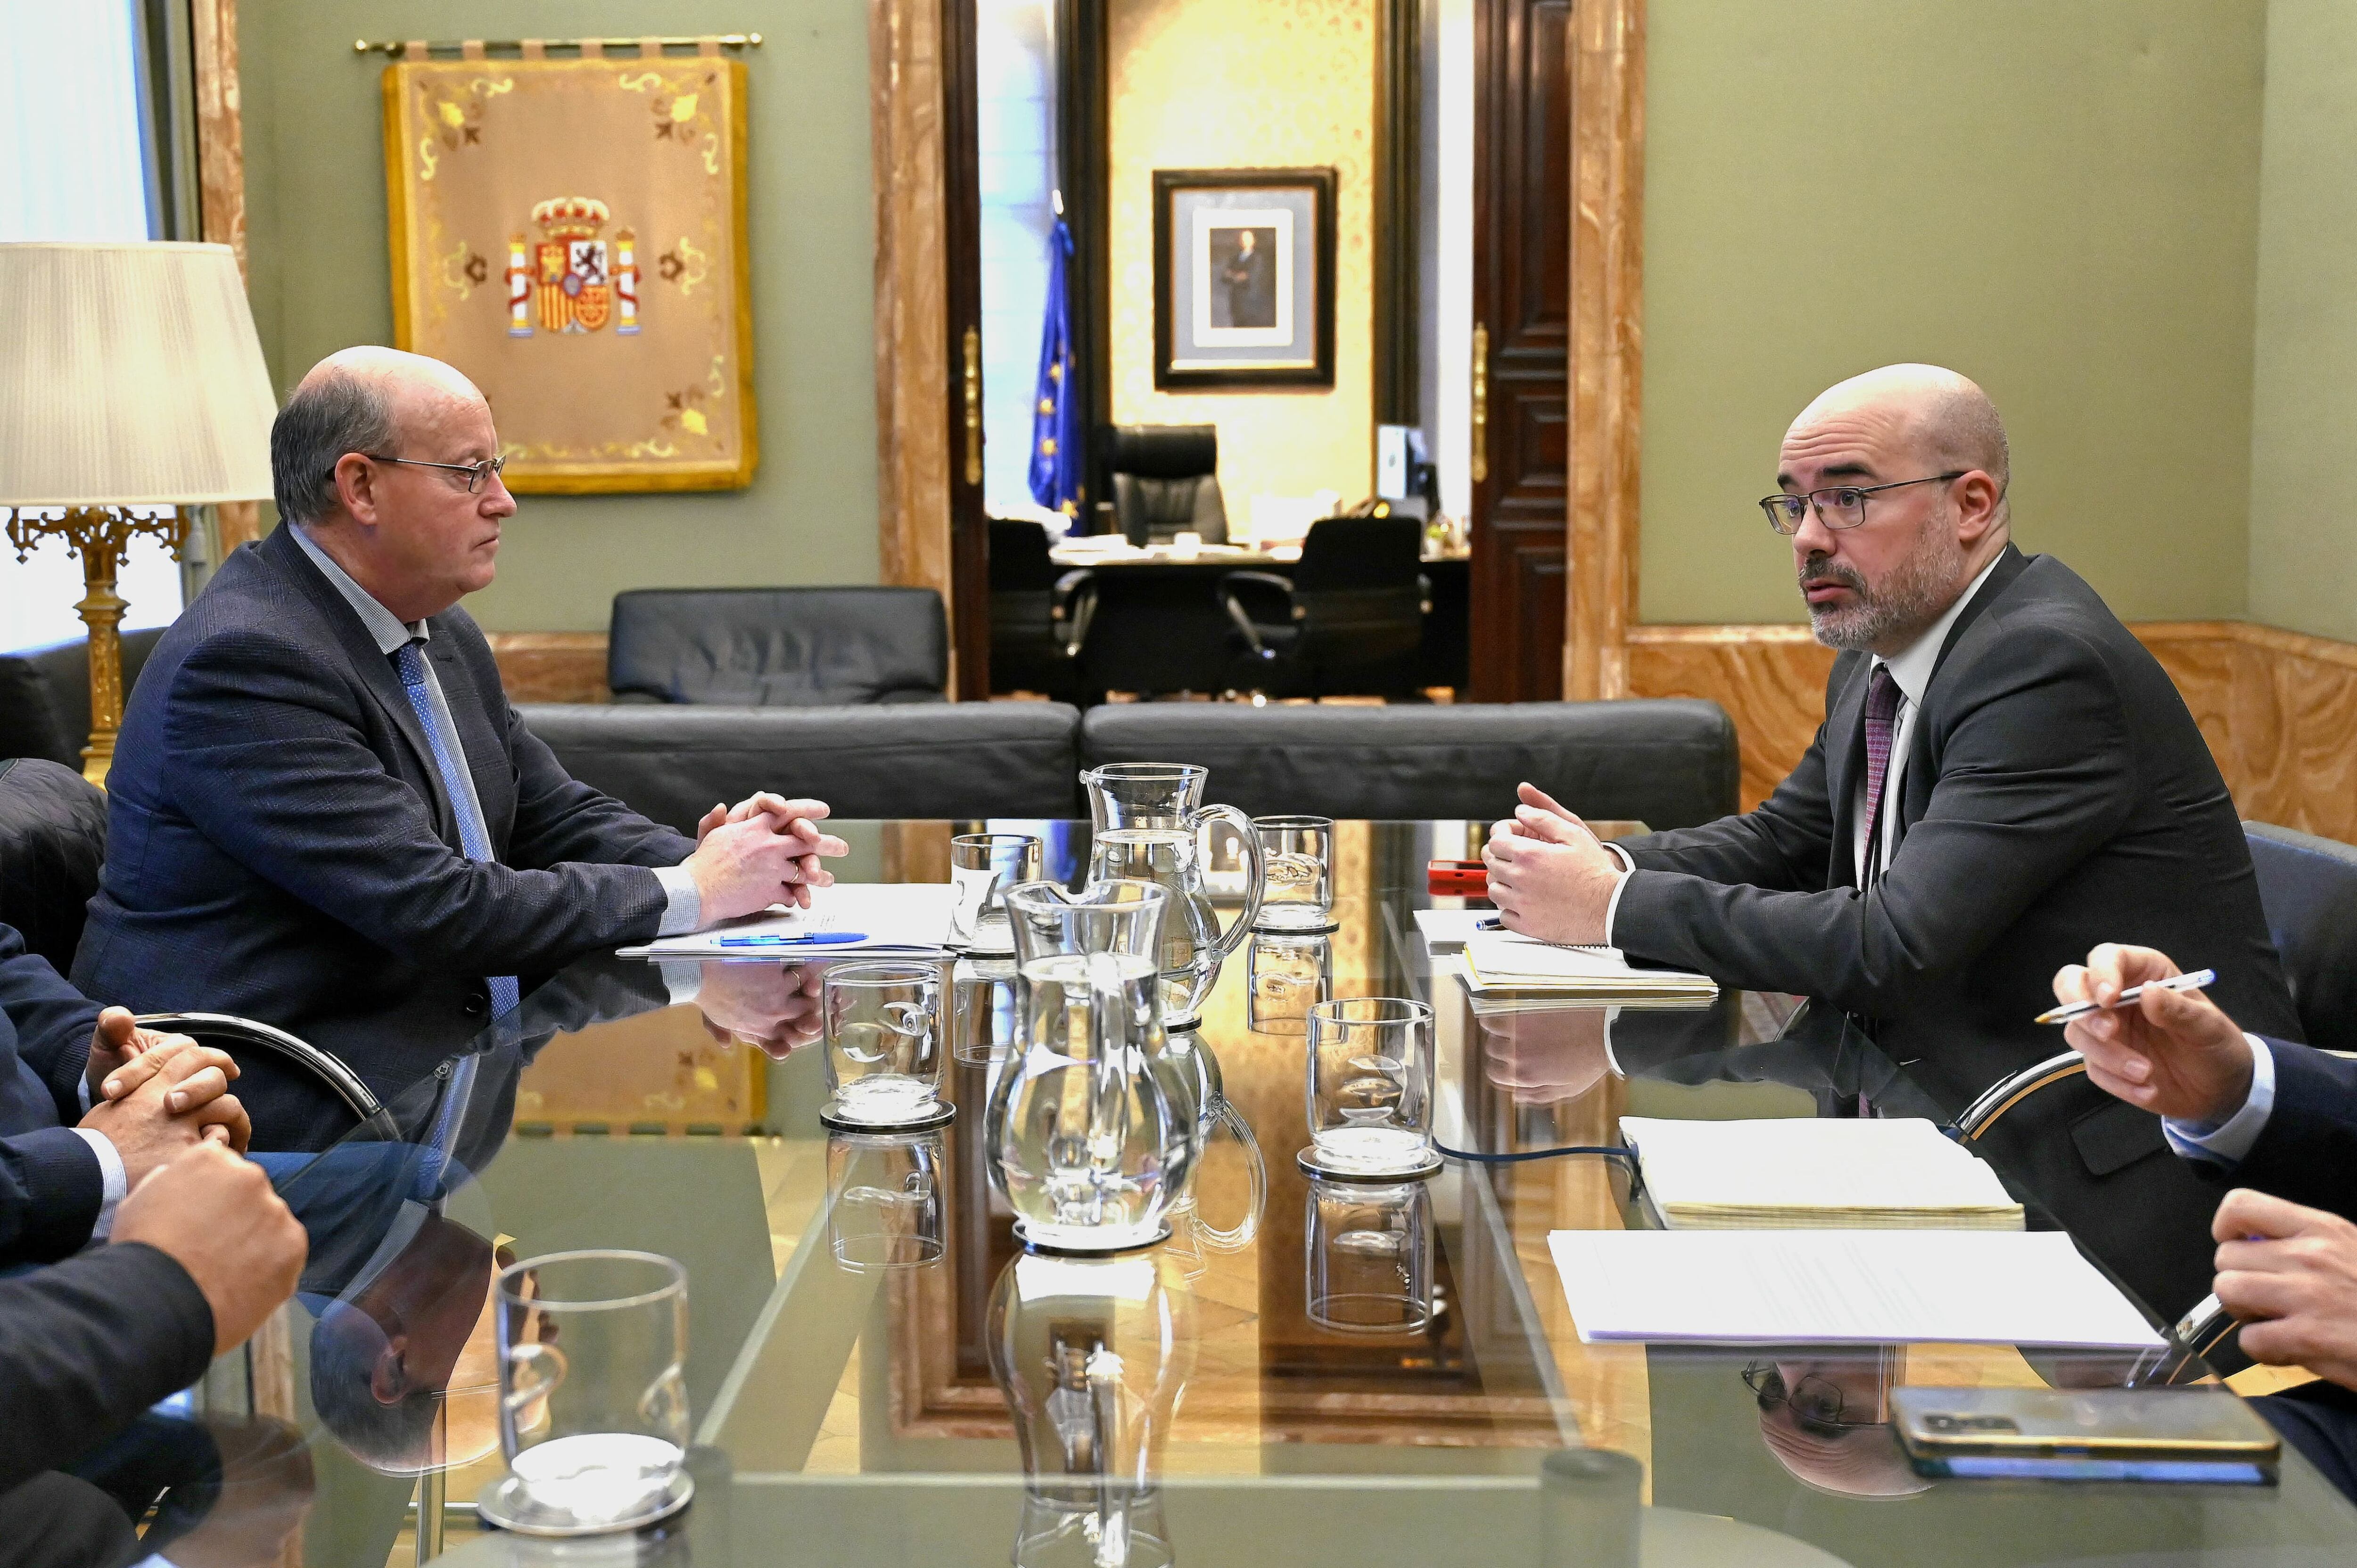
[2046,944,2254,1124]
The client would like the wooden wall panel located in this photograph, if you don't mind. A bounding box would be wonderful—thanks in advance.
[486,632,609,704]
[1626,625,1831,810]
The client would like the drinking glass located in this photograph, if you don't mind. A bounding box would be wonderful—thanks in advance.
[1253,815,1335,931]
[1302,997,1441,1179]
[1246,932,1333,1036]
[950,833,1044,953]
[822,960,952,1130]
[827,1128,947,1272]
[479,1250,692,1536]
[1306,1178,1434,1334]
[951,954,1023,1065]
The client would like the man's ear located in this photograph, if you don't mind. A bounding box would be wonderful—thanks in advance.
[1953,470,2004,545]
[369,1330,409,1404]
[333,452,382,527]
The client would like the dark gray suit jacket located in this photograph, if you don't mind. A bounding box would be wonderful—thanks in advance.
[73,525,698,1142]
[1611,545,2303,1114]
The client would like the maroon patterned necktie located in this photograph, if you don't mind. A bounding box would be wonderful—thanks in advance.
[1858,664,1901,884]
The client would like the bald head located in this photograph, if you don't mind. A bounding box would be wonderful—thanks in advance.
[272,347,491,528]
[1791,363,2009,522]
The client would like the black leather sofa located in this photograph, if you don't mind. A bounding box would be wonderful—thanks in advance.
[517,697,1739,832]
[0,628,167,770]
[515,702,1086,831]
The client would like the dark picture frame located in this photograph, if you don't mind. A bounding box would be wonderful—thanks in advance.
[1152,166,1336,390]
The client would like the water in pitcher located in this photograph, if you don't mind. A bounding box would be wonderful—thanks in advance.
[1089,829,1223,1017]
[993,951,1190,1249]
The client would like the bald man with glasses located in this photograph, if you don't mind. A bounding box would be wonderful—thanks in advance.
[75,347,847,1147]
[1484,364,2299,1316]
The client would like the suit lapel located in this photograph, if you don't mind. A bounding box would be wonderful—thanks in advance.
[260,526,457,845]
[1889,544,2032,857]
[1822,650,1870,889]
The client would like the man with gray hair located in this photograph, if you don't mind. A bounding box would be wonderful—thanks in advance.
[1482,363,2299,1318]
[74,347,843,1145]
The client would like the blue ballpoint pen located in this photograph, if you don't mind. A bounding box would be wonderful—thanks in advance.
[715,931,870,948]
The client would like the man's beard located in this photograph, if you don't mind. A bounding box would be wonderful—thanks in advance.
[1800,520,1967,653]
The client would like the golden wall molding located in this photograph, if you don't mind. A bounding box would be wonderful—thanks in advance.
[1626,619,2357,842]
[869,0,960,690]
[1562,0,1646,701]
[192,0,262,556]
[485,632,610,704]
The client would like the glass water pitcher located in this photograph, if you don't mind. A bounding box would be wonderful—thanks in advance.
[988,880,1201,1253]
[1078,762,1266,1026]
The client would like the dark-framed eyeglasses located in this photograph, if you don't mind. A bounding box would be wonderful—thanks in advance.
[354,453,509,495]
[1758,471,1966,536]
[1742,1362,1887,1438]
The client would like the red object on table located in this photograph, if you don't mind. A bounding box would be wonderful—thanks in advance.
[1427,859,1488,897]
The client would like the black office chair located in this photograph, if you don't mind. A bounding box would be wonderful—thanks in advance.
[1218,516,1429,697]
[0,628,168,771]
[0,756,391,1139]
[988,519,1098,702]
[2245,821,2357,1049]
[1104,424,1228,545]
[1953,1050,2228,1337]
[608,587,949,706]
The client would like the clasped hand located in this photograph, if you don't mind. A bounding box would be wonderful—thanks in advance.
[1481,782,1620,946]
[80,1007,253,1183]
[686,792,852,923]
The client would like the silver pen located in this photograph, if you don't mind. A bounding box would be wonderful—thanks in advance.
[2034,967,2216,1025]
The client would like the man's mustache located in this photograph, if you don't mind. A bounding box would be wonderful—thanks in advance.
[1798,557,1867,596]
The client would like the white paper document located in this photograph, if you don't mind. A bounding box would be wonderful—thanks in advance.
[1547,1229,2164,1350]
[1620,1117,2024,1231]
[1457,934,1718,1002]
[617,883,955,960]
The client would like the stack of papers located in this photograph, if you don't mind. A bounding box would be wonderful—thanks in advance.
[1619,1117,2024,1231]
[618,883,954,960]
[1460,933,1717,1004]
[1547,1229,2163,1349]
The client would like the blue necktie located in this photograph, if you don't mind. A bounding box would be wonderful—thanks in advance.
[393,639,519,1017]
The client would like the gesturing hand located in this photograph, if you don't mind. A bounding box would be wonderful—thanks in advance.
[1482,782,1619,945]
[2051,943,2252,1124]
[2211,1188,2357,1392]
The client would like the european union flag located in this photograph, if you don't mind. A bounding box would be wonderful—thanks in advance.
[1028,219,1084,523]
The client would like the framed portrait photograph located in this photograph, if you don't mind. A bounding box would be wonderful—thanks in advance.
[1152,167,1335,390]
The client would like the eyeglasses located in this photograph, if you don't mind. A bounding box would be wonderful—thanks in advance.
[355,453,508,495]
[1758,471,1965,536]
[1743,1362,1886,1438]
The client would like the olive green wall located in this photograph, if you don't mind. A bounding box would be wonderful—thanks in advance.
[237,0,879,632]
[2247,0,2357,644]
[1639,0,2266,627]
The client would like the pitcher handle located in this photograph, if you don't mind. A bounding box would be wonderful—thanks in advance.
[1192,1100,1265,1252]
[1195,803,1265,958]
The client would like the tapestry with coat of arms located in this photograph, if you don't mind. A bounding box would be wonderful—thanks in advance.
[383,53,755,492]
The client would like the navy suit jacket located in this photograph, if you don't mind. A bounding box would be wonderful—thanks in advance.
[73,524,698,1141]
[2214,1037,2357,1215]
[0,926,105,1264]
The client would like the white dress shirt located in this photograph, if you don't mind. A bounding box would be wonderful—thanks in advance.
[291,526,700,934]
[2160,1034,2277,1165]
[1600,553,2007,939]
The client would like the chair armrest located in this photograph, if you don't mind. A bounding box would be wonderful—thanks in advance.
[1418,572,1433,616]
[1217,571,1298,661]
[1052,570,1100,658]
[134,1011,392,1133]
[1952,1050,2086,1141]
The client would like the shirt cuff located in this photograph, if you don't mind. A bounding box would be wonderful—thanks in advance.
[1601,863,1633,946]
[654,865,703,937]
[2162,1034,2275,1166]
[660,960,704,1007]
[70,1128,130,1239]
[77,1072,93,1115]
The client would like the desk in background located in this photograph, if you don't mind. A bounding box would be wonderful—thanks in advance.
[1045,537,1472,696]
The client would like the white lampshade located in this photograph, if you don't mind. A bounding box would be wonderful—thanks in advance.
[0,241,277,507]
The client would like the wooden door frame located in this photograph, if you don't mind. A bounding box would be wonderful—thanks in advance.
[1563,0,1643,701]
[872,0,1645,703]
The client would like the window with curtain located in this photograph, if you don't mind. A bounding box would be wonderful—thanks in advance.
[976,0,1062,523]
[0,0,187,652]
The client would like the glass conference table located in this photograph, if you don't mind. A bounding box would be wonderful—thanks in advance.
[186,819,2355,1567]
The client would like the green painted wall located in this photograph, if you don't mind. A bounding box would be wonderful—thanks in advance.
[2248,0,2357,644]
[1639,0,2266,627]
[237,0,879,632]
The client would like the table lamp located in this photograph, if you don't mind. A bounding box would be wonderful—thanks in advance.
[0,241,277,785]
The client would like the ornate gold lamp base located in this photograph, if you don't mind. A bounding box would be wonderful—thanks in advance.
[6,505,190,787]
